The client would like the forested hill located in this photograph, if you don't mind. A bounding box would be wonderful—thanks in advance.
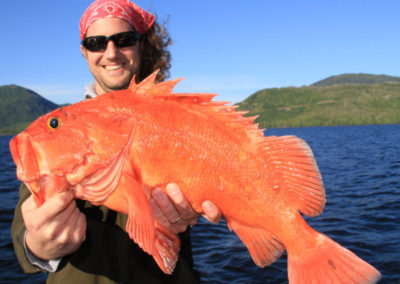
[312,73,400,87]
[236,73,400,128]
[0,85,59,135]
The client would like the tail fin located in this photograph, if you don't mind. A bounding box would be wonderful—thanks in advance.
[288,234,381,284]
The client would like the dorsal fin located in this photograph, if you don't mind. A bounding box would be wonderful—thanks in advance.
[264,135,326,217]
[129,70,217,103]
[128,70,265,144]
[129,70,181,97]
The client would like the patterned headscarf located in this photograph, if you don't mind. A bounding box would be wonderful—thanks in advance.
[79,0,155,40]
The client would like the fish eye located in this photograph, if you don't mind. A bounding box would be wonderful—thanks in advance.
[47,117,61,130]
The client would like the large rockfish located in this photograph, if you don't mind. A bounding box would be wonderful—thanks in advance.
[10,72,381,283]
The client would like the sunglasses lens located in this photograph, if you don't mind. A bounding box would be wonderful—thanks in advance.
[82,36,108,51]
[82,31,140,52]
[112,32,139,48]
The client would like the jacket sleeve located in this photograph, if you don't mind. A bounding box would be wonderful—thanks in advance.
[11,183,45,273]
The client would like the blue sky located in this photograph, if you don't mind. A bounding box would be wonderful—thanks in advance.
[1,0,399,104]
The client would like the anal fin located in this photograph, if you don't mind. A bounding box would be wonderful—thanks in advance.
[227,218,285,267]
[153,224,180,274]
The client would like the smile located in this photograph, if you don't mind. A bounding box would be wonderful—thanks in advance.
[104,65,123,71]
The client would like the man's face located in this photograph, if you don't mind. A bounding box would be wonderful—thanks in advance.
[81,17,142,95]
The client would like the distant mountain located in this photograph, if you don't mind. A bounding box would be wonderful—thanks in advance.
[0,85,59,134]
[237,75,400,128]
[312,73,400,87]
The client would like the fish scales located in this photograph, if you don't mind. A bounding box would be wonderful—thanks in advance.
[129,97,260,212]
[9,71,381,283]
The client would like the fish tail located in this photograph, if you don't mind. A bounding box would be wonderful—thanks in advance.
[287,234,381,284]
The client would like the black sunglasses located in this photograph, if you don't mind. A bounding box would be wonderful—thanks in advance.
[81,31,141,52]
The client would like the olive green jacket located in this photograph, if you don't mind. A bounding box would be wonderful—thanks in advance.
[11,184,200,284]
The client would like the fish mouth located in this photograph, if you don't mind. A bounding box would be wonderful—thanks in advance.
[10,134,45,205]
[10,133,70,205]
[9,133,40,183]
[22,175,70,206]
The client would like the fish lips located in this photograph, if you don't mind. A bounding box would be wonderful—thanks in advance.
[10,133,40,183]
[10,133,70,205]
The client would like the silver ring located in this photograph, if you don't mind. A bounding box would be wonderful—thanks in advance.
[169,216,182,224]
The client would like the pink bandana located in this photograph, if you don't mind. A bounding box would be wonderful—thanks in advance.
[79,0,155,40]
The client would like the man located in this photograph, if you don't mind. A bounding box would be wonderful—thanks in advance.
[11,1,221,283]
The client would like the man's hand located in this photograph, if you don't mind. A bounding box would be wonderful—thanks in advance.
[150,183,222,234]
[22,191,86,261]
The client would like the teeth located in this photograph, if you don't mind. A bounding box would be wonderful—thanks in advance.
[105,65,122,71]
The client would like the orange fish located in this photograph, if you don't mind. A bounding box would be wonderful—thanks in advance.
[10,72,381,283]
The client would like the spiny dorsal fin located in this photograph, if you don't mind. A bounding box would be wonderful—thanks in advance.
[129,70,264,144]
[129,70,182,97]
[129,70,217,103]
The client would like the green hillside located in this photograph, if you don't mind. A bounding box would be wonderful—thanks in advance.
[237,81,400,128]
[0,85,59,135]
[312,73,400,86]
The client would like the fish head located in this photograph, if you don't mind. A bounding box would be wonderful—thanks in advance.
[9,98,136,206]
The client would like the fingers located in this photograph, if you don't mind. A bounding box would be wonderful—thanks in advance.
[151,184,198,233]
[23,191,74,228]
[150,183,224,235]
[165,184,199,225]
[149,198,179,232]
[151,187,188,233]
[46,203,87,259]
[22,191,86,260]
[47,197,78,239]
[61,206,87,251]
[202,201,222,223]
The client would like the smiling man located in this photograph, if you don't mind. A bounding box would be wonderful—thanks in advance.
[11,1,221,283]
[81,18,142,94]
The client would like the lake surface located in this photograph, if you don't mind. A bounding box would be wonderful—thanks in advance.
[1,125,399,283]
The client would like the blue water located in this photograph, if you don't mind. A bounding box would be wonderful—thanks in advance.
[1,125,399,283]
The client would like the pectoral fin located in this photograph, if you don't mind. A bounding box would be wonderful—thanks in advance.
[152,224,180,274]
[120,174,155,256]
[122,175,180,274]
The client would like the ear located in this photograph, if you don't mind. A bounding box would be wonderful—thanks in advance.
[80,45,88,60]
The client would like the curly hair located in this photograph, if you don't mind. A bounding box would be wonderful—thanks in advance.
[139,20,172,83]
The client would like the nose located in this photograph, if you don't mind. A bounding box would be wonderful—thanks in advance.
[104,40,119,59]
